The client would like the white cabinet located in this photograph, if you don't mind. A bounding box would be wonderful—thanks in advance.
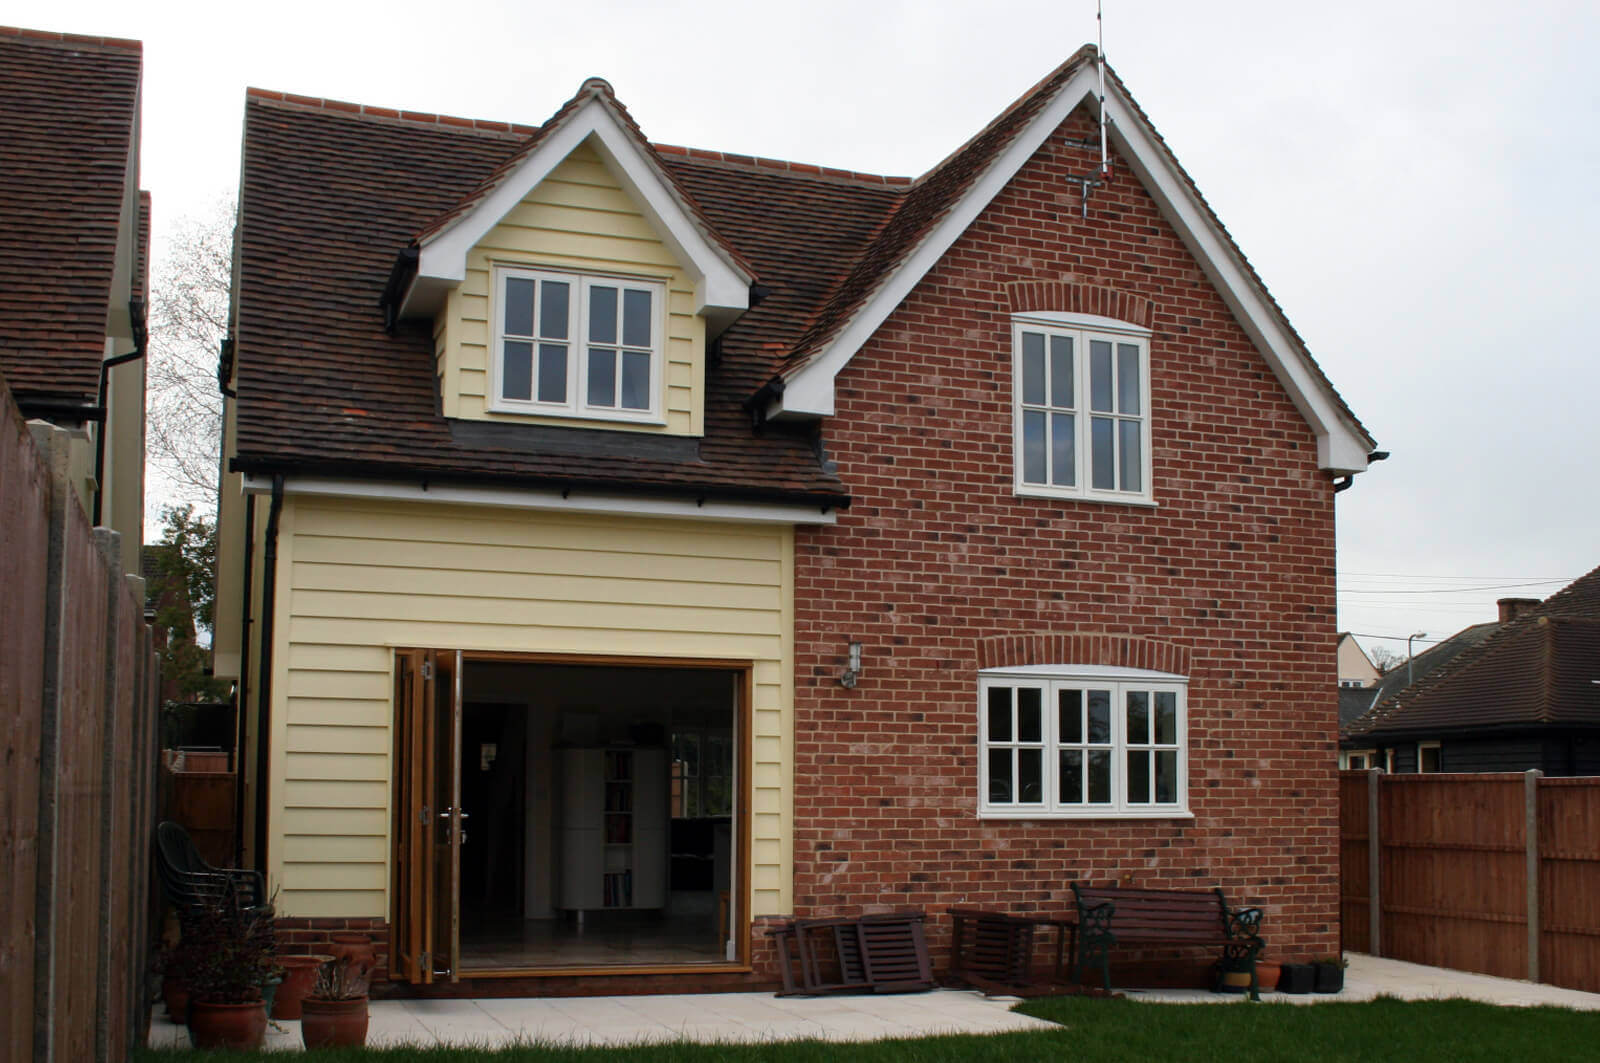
[558,747,666,911]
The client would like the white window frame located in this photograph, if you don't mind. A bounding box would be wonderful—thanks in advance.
[489,265,667,425]
[1341,749,1378,770]
[1417,741,1442,773]
[978,664,1190,819]
[1011,312,1154,506]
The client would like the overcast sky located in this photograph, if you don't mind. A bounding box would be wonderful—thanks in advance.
[16,0,1598,657]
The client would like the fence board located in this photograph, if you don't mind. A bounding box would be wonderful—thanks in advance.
[0,383,50,1060]
[1337,773,1370,953]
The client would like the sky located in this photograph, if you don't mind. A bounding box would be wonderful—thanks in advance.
[11,0,1598,659]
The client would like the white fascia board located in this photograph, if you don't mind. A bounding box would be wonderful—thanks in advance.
[773,70,1372,475]
[240,473,837,526]
[414,98,749,317]
[773,65,1102,421]
[1099,88,1371,474]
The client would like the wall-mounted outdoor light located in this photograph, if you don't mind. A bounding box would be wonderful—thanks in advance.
[840,640,863,688]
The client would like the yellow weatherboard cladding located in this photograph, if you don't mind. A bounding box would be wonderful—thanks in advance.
[436,140,705,435]
[267,494,793,920]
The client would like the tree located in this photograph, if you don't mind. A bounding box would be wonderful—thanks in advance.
[149,504,228,705]
[1369,645,1407,673]
[146,199,233,511]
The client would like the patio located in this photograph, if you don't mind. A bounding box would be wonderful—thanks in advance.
[148,953,1600,1051]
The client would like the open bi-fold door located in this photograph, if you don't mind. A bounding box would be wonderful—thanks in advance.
[391,648,462,983]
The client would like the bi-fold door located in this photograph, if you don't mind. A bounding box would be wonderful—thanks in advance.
[390,649,463,983]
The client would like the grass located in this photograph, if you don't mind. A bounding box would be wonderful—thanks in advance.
[135,996,1600,1062]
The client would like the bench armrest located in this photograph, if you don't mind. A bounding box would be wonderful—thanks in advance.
[1075,900,1117,944]
[1225,905,1264,943]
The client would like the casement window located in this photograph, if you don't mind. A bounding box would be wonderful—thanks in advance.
[1417,741,1442,773]
[492,267,665,422]
[978,666,1189,818]
[1341,749,1378,770]
[1012,314,1152,504]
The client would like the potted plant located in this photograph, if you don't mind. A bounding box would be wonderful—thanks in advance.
[1255,957,1283,993]
[170,894,277,1050]
[272,953,333,1020]
[301,955,370,1049]
[1278,962,1315,994]
[1313,954,1348,993]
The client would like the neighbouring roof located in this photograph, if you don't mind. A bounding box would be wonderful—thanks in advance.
[1339,686,1379,730]
[0,27,141,412]
[233,48,1370,503]
[1345,565,1600,740]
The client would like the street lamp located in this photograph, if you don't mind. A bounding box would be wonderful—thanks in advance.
[1407,631,1427,687]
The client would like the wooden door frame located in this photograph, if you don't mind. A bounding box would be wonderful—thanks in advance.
[390,649,756,980]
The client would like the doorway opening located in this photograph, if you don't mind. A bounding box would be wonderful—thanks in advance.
[392,652,747,980]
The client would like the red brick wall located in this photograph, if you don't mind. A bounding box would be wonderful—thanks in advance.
[790,107,1341,966]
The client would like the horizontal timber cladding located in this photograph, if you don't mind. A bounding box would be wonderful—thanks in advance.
[791,106,1340,961]
[267,494,793,921]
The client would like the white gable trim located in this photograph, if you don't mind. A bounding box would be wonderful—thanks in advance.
[773,68,1372,475]
[409,95,750,318]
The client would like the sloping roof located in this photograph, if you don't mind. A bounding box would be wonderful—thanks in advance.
[1340,686,1379,730]
[233,51,1372,501]
[1346,565,1600,739]
[0,27,141,412]
[234,91,895,505]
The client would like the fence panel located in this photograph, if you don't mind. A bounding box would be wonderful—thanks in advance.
[0,385,51,1059]
[1378,774,1528,981]
[1539,779,1600,992]
[1337,772,1371,953]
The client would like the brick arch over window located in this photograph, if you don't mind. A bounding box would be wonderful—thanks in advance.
[1004,281,1155,330]
[977,633,1191,675]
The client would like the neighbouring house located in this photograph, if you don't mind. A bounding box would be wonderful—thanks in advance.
[1336,632,1379,689]
[0,26,147,576]
[1343,583,1600,774]
[213,47,1376,993]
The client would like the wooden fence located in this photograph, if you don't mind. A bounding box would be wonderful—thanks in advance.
[0,378,160,1063]
[1340,770,1600,993]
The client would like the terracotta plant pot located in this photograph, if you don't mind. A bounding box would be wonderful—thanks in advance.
[161,975,189,1023]
[272,955,332,1020]
[1256,961,1282,992]
[187,1000,267,1050]
[301,995,369,1049]
[325,932,376,972]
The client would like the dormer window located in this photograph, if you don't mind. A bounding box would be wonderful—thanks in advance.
[492,266,665,423]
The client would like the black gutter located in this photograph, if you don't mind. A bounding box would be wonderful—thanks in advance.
[252,475,284,873]
[92,298,148,526]
[229,454,852,512]
[232,492,256,867]
[15,396,104,424]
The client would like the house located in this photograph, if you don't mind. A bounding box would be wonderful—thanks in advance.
[213,48,1375,993]
[0,26,147,576]
[1343,584,1600,774]
[1336,632,1379,688]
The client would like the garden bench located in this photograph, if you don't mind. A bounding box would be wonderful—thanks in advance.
[1070,883,1265,1000]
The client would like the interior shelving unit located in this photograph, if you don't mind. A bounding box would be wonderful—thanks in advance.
[559,746,666,913]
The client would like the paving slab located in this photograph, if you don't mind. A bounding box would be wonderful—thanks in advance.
[147,955,1600,1051]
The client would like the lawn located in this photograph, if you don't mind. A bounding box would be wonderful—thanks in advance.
[136,996,1600,1062]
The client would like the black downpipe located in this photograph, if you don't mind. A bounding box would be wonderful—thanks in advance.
[93,299,147,526]
[252,475,285,872]
[231,493,257,867]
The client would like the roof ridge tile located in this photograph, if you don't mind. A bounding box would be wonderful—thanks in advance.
[245,87,537,136]
[0,25,142,52]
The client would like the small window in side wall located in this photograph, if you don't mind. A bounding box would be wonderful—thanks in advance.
[979,666,1188,819]
[492,266,666,424]
[1342,749,1377,770]
[1012,314,1152,505]
[1418,741,1442,773]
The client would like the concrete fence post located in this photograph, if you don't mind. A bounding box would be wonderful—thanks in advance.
[1368,768,1382,956]
[1526,769,1543,983]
